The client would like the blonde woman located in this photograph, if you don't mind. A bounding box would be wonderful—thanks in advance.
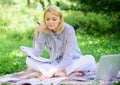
[26,5,96,80]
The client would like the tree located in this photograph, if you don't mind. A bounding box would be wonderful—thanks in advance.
[69,0,120,33]
[39,0,51,10]
[70,0,120,12]
[27,0,30,7]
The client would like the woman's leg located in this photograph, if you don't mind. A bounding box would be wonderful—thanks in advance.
[76,55,96,71]
[26,57,55,74]
[66,55,96,75]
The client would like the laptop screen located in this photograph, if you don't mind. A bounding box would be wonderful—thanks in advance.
[95,54,120,81]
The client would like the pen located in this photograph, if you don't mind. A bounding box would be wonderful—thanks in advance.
[37,22,40,25]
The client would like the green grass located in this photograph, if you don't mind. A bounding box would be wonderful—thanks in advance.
[77,33,120,62]
[0,33,119,75]
[0,38,31,75]
[0,1,120,76]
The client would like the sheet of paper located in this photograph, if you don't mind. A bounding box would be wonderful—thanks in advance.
[20,46,51,63]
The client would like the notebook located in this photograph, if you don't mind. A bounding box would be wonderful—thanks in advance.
[20,46,52,63]
[95,54,120,81]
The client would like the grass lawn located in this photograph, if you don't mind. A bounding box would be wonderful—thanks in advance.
[0,33,119,75]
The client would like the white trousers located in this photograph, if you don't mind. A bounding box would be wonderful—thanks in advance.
[26,55,96,75]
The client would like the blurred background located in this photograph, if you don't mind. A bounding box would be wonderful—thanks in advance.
[0,0,120,75]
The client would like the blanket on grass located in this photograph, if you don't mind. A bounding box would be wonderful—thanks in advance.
[0,69,119,85]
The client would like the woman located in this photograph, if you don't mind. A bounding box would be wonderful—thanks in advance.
[26,5,96,80]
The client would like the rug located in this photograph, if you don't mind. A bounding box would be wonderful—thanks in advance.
[0,69,119,85]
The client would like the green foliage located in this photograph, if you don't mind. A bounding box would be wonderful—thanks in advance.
[114,81,120,85]
[78,13,112,34]
[64,11,119,35]
[56,1,70,10]
[69,0,120,12]
[80,0,120,12]
[0,0,15,5]
[56,0,80,10]
[67,0,120,34]
[64,11,82,29]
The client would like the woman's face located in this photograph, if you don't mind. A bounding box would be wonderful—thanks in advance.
[45,12,60,31]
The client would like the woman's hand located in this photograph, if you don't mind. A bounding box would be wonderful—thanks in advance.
[34,24,47,37]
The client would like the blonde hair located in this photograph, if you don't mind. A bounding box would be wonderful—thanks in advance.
[43,5,64,34]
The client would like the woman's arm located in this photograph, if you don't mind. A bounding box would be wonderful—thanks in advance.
[33,23,48,57]
[33,32,46,57]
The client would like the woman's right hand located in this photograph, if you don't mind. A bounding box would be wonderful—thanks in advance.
[34,24,47,37]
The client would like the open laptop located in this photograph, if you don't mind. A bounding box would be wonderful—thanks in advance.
[95,54,120,81]
[68,54,120,81]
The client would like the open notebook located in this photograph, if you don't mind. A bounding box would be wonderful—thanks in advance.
[20,46,52,63]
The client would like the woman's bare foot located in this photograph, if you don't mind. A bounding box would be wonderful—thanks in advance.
[54,71,83,77]
[69,71,83,77]
[55,72,66,77]
[34,72,42,78]
[55,70,66,77]
[20,72,42,79]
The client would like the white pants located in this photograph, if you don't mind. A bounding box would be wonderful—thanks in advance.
[26,55,96,75]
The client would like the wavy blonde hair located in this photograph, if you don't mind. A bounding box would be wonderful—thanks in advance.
[43,5,64,34]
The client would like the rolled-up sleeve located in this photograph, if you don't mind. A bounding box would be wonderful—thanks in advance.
[33,32,46,57]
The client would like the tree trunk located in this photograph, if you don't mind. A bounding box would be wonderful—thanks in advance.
[27,0,30,7]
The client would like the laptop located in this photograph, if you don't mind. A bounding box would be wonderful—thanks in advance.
[95,54,120,81]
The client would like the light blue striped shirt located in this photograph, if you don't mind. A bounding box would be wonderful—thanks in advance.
[33,23,83,72]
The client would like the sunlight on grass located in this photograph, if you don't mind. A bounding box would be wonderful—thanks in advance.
[10,50,24,58]
[77,34,120,62]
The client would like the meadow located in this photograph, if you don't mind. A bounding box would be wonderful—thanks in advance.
[0,0,120,75]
